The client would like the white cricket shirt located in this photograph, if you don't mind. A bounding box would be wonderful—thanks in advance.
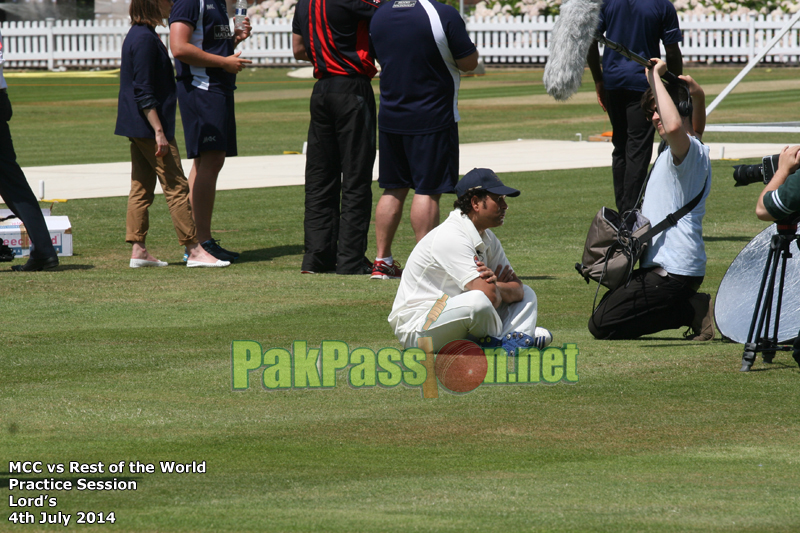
[389,208,511,338]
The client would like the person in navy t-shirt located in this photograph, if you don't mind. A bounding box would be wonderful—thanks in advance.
[587,0,682,215]
[368,0,478,280]
[169,0,252,262]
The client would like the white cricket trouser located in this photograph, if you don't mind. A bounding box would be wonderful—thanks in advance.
[401,285,538,352]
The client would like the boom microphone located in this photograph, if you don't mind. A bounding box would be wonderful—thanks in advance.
[543,0,603,101]
[595,34,682,86]
[544,0,684,101]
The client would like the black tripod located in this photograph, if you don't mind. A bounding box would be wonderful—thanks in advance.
[741,217,800,371]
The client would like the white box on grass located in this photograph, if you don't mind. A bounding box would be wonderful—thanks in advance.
[0,215,73,257]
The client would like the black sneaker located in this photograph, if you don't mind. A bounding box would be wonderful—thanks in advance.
[337,257,373,275]
[11,255,59,272]
[201,239,238,262]
[0,243,13,262]
[213,239,239,258]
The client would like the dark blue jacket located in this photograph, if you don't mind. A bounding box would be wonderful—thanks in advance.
[115,24,177,139]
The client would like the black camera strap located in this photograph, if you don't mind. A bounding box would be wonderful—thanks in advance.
[626,137,708,240]
[621,139,667,228]
[638,177,709,244]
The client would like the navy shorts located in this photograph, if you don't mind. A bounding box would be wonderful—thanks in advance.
[378,123,458,195]
[177,82,237,159]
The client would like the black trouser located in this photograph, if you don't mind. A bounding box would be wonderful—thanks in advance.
[606,89,655,215]
[0,90,56,260]
[302,75,375,275]
[588,267,702,340]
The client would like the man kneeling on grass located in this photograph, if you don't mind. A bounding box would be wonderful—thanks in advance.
[388,168,552,353]
[589,59,714,341]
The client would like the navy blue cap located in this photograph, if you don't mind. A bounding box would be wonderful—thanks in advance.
[455,168,520,198]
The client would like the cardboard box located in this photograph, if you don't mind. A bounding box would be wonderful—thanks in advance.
[0,216,73,257]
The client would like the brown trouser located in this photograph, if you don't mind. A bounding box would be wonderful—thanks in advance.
[126,137,196,246]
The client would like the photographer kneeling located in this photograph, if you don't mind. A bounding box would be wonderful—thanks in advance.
[589,60,714,341]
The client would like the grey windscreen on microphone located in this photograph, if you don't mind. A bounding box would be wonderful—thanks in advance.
[543,0,603,101]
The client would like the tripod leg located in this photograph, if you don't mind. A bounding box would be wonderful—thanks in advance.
[766,240,792,364]
[758,239,781,355]
[742,243,777,371]
[761,248,778,366]
[746,241,775,344]
[741,342,757,372]
[762,342,775,364]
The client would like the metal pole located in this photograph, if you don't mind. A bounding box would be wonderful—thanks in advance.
[706,10,800,116]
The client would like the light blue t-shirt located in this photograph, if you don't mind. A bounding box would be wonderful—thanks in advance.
[640,135,711,276]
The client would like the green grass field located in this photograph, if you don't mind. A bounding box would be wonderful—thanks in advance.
[2,66,800,532]
[6,65,800,166]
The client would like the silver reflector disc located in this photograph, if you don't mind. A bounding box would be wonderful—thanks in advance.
[716,224,800,344]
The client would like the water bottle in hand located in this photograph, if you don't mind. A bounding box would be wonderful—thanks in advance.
[234,0,247,31]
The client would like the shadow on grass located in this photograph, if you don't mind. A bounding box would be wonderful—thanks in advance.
[749,362,799,372]
[236,244,304,264]
[705,235,753,243]
[0,264,95,273]
[518,275,557,281]
[637,338,748,345]
[57,264,95,271]
[638,334,733,343]
[639,338,693,344]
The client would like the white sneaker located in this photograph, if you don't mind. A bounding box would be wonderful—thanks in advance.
[187,259,230,268]
[130,258,168,268]
[533,327,553,349]
[493,328,554,353]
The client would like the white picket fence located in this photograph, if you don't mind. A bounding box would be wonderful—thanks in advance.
[2,13,799,70]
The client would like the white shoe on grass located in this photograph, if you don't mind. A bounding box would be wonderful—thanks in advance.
[533,327,553,349]
[130,258,168,268]
[186,259,230,268]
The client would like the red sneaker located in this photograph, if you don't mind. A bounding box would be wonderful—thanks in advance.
[371,259,403,280]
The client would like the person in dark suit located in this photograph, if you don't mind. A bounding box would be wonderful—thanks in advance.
[0,29,59,272]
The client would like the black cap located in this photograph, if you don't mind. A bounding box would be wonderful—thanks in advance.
[455,168,520,198]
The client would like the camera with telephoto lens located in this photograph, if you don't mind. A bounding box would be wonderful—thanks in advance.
[732,154,780,187]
